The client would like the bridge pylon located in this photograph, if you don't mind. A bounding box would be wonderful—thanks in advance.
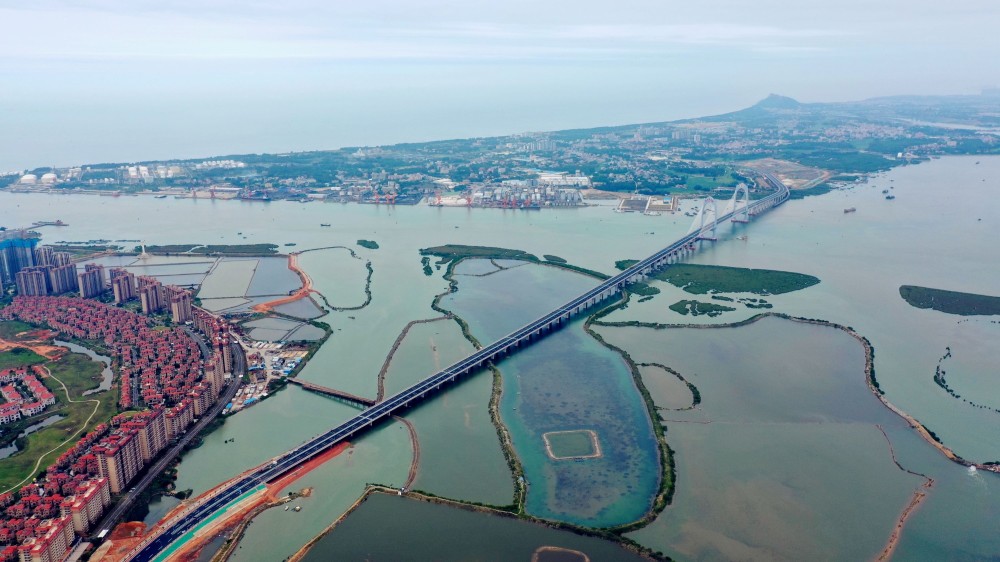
[730,184,750,223]
[692,196,719,241]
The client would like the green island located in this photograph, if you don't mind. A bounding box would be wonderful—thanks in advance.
[420,256,434,276]
[739,297,774,309]
[420,244,538,265]
[137,243,279,255]
[656,264,819,295]
[542,254,567,264]
[668,299,736,317]
[421,245,609,279]
[899,285,1000,316]
[0,347,46,370]
[357,239,379,250]
[615,259,639,271]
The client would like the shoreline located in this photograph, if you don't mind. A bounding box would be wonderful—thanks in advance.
[873,424,934,562]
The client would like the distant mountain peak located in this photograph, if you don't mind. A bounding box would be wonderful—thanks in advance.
[752,94,802,109]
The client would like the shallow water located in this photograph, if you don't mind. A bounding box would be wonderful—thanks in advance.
[300,492,649,562]
[443,262,662,527]
[392,320,513,505]
[0,415,66,460]
[601,318,921,560]
[3,155,997,558]
[196,258,258,299]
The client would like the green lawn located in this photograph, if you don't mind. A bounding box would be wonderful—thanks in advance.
[656,264,820,296]
[680,171,740,191]
[0,348,47,370]
[0,321,35,341]
[0,352,119,491]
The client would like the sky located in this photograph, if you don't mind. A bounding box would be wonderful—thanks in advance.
[2,0,998,171]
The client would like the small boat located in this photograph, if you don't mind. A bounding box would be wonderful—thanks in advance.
[293,506,302,512]
[284,506,289,511]
[885,195,895,200]
[154,195,167,199]
[843,207,856,213]
[320,223,331,227]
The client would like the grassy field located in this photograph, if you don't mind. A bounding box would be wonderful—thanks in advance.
[679,170,740,191]
[656,264,819,296]
[899,285,1000,316]
[0,352,118,491]
[0,321,35,340]
[0,348,47,370]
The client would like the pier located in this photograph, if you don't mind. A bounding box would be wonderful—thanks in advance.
[287,379,375,408]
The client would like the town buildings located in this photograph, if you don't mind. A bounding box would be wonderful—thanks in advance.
[109,269,135,304]
[76,266,104,300]
[13,269,48,297]
[0,296,233,560]
[0,231,40,291]
[0,367,57,424]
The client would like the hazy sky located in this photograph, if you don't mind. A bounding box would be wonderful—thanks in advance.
[2,0,998,171]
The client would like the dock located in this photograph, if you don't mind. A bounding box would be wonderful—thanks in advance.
[287,379,375,408]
